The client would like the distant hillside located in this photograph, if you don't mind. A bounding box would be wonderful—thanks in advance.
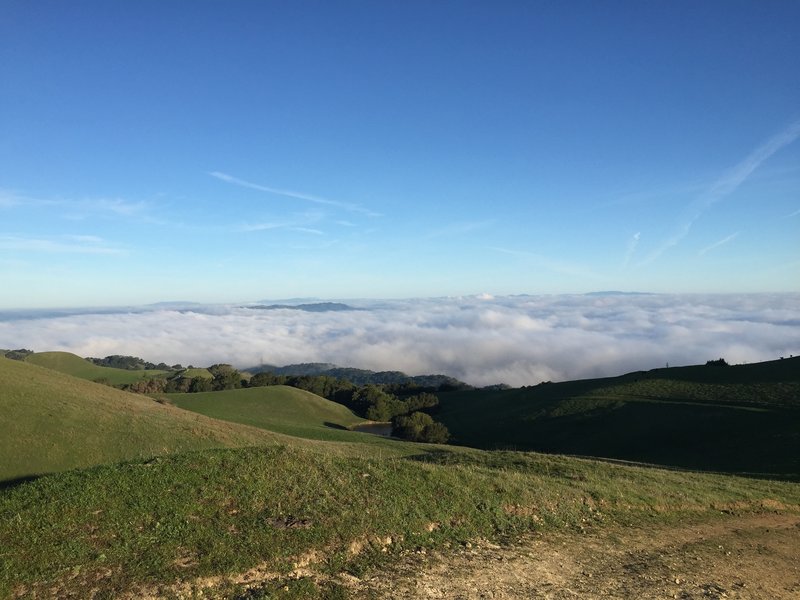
[253,362,339,375]
[243,302,356,312]
[436,357,800,478]
[0,357,277,481]
[246,362,472,389]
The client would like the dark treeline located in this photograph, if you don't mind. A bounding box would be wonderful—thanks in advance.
[247,363,472,391]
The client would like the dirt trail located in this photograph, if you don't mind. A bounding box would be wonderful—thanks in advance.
[344,513,800,599]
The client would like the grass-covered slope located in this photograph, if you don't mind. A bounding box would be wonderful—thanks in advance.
[165,386,367,441]
[437,357,800,477]
[24,351,171,385]
[2,444,798,598]
[0,357,277,481]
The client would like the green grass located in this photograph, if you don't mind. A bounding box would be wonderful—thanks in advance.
[166,386,365,440]
[436,357,800,477]
[2,354,800,598]
[177,367,213,379]
[1,443,798,598]
[0,357,281,481]
[25,351,171,385]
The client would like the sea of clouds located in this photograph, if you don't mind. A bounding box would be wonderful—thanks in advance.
[1,294,798,387]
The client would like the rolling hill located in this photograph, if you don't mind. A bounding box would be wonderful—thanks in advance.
[24,351,172,385]
[164,385,368,441]
[436,357,800,477]
[2,353,800,598]
[0,356,278,481]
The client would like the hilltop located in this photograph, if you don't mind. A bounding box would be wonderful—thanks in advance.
[23,351,173,385]
[0,357,278,481]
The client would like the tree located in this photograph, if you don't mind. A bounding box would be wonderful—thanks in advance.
[365,395,407,421]
[208,364,243,391]
[249,372,284,387]
[392,412,451,443]
[405,392,439,413]
[420,421,450,444]
[3,349,33,361]
[351,385,396,417]
[188,376,213,393]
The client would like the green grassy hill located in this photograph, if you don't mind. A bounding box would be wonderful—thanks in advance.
[2,354,800,598]
[436,357,800,477]
[2,441,799,598]
[24,351,171,385]
[0,357,278,481]
[165,386,367,441]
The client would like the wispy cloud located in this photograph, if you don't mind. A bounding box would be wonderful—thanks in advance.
[64,197,165,224]
[0,189,153,221]
[66,234,106,244]
[0,235,124,255]
[640,119,800,265]
[705,120,800,202]
[86,198,148,217]
[426,220,495,238]
[698,232,739,256]
[240,222,283,232]
[623,232,641,268]
[785,208,800,218]
[239,218,325,235]
[290,227,324,235]
[210,171,381,217]
[0,190,24,208]
[490,246,599,279]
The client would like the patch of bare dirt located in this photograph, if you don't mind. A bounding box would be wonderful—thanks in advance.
[343,512,800,599]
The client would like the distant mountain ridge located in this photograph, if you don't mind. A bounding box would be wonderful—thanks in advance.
[245,362,472,389]
[584,291,652,296]
[243,302,357,312]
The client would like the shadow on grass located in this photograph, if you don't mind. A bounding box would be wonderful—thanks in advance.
[323,421,348,430]
[0,474,41,491]
[404,447,800,482]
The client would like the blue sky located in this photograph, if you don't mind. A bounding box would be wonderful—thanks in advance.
[1,1,799,309]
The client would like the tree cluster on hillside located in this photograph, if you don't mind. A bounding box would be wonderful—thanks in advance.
[706,358,730,367]
[2,349,33,361]
[392,412,450,444]
[87,354,182,371]
[113,364,244,394]
[245,363,473,391]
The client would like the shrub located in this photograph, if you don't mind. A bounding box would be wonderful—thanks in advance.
[392,412,451,443]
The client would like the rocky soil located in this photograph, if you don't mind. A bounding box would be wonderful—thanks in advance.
[343,512,800,599]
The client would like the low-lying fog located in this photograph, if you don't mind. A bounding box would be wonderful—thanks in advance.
[1,293,797,387]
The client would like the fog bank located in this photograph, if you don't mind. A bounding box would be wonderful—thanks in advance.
[1,294,797,387]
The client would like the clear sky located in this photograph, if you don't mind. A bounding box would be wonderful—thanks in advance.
[1,1,799,309]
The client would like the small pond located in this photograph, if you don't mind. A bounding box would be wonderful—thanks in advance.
[351,422,393,437]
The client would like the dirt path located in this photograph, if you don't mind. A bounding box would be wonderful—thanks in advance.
[343,513,800,599]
